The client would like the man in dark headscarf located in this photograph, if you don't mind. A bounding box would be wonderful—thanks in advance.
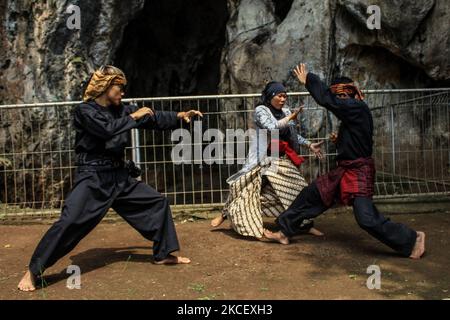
[264,64,425,260]
[18,65,203,291]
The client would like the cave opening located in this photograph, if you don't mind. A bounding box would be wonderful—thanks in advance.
[272,0,294,23]
[114,0,229,98]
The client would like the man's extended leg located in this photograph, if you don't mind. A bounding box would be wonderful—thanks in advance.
[112,179,190,264]
[18,170,113,291]
[352,197,425,258]
[265,181,329,244]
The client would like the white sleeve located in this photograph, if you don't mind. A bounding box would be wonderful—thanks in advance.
[254,106,292,130]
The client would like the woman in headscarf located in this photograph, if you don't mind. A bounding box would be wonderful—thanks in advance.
[211,81,324,239]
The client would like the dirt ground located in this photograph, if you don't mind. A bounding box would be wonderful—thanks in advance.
[0,211,449,300]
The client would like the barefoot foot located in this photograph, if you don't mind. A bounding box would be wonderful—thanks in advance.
[18,270,36,292]
[211,215,225,228]
[263,229,290,245]
[308,227,324,237]
[409,231,426,259]
[154,255,191,265]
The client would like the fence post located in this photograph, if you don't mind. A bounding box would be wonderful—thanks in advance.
[130,100,142,180]
[390,105,396,175]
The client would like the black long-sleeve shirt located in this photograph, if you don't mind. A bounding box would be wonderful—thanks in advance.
[73,101,179,159]
[305,73,373,161]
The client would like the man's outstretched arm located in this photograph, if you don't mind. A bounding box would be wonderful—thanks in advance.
[75,104,140,140]
[127,105,203,130]
[293,64,346,120]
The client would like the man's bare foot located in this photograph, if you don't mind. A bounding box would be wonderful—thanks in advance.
[154,255,191,265]
[308,227,324,237]
[409,231,426,259]
[263,229,290,245]
[18,270,36,292]
[211,215,225,227]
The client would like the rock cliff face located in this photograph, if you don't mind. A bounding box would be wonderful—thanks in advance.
[0,0,449,207]
[1,0,145,103]
[219,0,450,95]
[1,0,449,103]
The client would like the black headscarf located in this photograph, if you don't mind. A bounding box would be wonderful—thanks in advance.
[261,81,290,141]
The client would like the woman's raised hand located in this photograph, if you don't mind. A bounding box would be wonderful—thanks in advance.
[288,105,304,121]
[309,141,325,160]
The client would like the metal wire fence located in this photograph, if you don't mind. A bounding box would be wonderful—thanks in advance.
[0,89,449,219]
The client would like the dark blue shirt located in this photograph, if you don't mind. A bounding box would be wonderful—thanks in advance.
[305,73,373,161]
[73,101,179,159]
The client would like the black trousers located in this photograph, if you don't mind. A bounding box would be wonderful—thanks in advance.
[29,166,180,277]
[276,182,417,257]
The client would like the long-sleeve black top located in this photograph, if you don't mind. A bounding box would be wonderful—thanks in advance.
[305,73,373,161]
[73,101,179,160]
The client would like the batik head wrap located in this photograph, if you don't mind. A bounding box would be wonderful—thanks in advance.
[83,65,127,102]
[329,77,364,101]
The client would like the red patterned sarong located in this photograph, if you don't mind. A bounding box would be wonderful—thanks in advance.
[316,157,375,207]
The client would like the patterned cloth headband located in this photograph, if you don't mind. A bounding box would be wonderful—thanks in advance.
[330,83,364,101]
[83,70,127,102]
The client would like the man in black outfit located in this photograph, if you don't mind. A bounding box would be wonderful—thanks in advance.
[18,65,202,291]
[264,64,426,260]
